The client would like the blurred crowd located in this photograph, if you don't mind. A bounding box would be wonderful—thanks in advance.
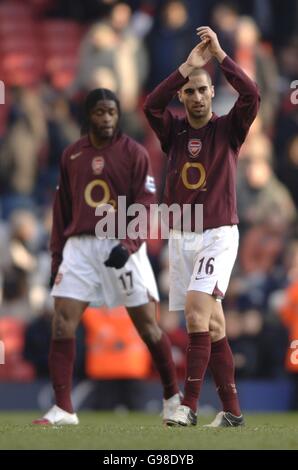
[0,0,298,405]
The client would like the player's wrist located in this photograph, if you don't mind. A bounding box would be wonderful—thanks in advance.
[214,48,226,63]
[179,62,194,78]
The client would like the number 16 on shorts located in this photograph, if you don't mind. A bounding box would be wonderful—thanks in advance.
[195,257,215,279]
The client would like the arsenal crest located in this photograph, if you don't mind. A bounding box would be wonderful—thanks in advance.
[188,139,202,158]
[92,156,105,175]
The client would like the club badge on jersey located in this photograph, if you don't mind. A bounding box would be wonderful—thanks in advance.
[92,156,105,175]
[188,139,202,158]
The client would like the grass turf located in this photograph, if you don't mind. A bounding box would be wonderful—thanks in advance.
[0,411,298,450]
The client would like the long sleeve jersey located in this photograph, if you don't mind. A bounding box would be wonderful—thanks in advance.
[144,55,260,231]
[50,133,156,275]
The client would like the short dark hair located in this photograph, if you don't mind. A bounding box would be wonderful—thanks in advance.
[81,88,121,135]
[189,68,212,86]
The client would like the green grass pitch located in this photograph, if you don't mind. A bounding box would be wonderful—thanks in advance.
[0,412,298,450]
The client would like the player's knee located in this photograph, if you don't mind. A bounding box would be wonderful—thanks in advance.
[185,306,209,332]
[138,321,162,344]
[209,312,225,342]
[53,306,77,338]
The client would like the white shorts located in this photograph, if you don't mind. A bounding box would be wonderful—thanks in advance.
[51,236,159,308]
[169,225,239,311]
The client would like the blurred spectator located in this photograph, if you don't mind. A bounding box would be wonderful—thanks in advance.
[0,210,51,322]
[0,266,31,321]
[239,216,287,276]
[279,278,298,408]
[225,309,258,378]
[234,16,279,133]
[278,134,298,209]
[23,296,53,377]
[82,305,151,381]
[70,2,148,138]
[37,90,80,196]
[210,14,279,132]
[278,36,298,85]
[211,2,238,58]
[0,315,35,382]
[0,87,47,196]
[82,305,151,410]
[211,2,239,86]
[234,237,298,315]
[284,240,298,284]
[226,308,287,378]
[237,133,296,229]
[8,209,50,288]
[0,222,11,273]
[45,92,80,168]
[9,210,39,274]
[270,1,298,46]
[146,0,194,89]
[23,295,85,378]
[130,1,154,39]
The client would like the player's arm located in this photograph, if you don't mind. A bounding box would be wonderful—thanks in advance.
[197,26,260,148]
[125,144,156,254]
[49,152,72,285]
[143,42,212,152]
[104,145,156,269]
[123,145,156,253]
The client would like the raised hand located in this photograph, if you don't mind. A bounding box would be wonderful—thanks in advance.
[196,26,226,63]
[185,41,212,68]
[179,41,212,78]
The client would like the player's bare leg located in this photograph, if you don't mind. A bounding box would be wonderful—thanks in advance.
[52,297,88,340]
[167,291,214,426]
[32,297,88,425]
[209,300,225,343]
[206,302,244,427]
[127,302,181,423]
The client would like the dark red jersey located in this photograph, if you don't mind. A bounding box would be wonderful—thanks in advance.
[144,56,260,231]
[50,133,156,275]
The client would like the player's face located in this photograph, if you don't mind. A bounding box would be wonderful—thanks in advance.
[179,74,214,120]
[89,100,119,139]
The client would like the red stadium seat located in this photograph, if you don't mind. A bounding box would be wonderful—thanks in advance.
[0,2,32,20]
[40,19,82,39]
[39,20,83,64]
[0,96,11,137]
[0,37,39,54]
[0,317,35,382]
[45,53,79,73]
[0,19,35,36]
[2,52,43,86]
[51,69,76,90]
[45,53,79,89]
[42,37,80,54]
[28,0,56,15]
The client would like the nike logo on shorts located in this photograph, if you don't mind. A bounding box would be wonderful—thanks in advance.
[187,377,202,382]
